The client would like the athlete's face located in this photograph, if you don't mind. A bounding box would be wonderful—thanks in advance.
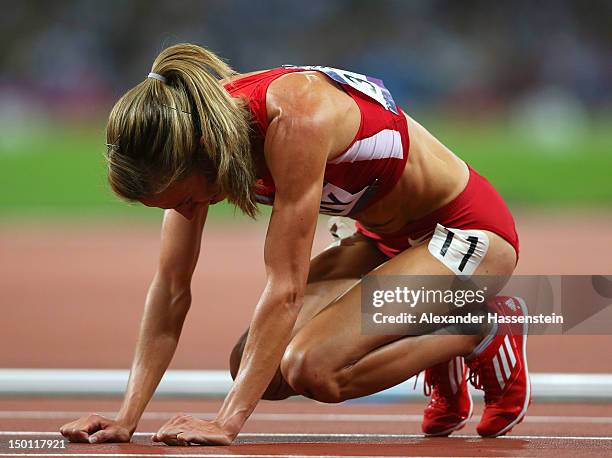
[140,172,225,220]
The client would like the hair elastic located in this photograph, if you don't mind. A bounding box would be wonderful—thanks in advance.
[147,72,167,83]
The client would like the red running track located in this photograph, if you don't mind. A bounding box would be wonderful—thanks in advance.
[1,397,611,457]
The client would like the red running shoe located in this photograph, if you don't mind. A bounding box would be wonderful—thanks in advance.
[422,356,473,436]
[467,296,531,437]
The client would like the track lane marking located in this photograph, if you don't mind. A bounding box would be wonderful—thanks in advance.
[1,432,612,440]
[2,410,612,424]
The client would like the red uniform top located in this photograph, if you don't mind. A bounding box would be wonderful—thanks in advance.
[223,66,410,217]
[223,66,519,259]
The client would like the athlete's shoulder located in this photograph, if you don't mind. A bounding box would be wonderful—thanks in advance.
[266,69,343,123]
[267,68,326,99]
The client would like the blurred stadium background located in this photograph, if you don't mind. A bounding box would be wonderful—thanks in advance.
[1,0,611,219]
[1,0,611,399]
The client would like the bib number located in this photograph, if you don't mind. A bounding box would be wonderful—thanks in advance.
[427,224,490,279]
[285,65,398,114]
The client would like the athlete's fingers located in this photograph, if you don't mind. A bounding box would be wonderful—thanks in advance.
[60,414,132,444]
[176,432,200,444]
[176,431,231,446]
[155,432,188,446]
[89,426,131,443]
[153,425,184,445]
[60,415,105,442]
[60,427,90,443]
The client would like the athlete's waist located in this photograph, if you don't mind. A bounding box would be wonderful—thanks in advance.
[354,163,485,239]
[353,140,469,233]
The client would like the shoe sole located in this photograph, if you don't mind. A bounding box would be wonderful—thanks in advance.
[424,388,474,437]
[480,296,532,438]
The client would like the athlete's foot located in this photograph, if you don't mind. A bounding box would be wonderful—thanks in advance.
[466,296,532,437]
[422,356,473,436]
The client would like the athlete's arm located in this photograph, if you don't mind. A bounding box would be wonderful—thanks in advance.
[214,78,334,437]
[117,205,208,427]
[60,205,207,443]
[152,76,337,446]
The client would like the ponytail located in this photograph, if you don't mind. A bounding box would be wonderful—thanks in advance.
[106,43,257,217]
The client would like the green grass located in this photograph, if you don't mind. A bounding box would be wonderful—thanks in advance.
[0,120,243,221]
[0,115,610,220]
[427,117,612,207]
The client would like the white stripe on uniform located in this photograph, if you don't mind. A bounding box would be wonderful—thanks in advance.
[328,129,403,164]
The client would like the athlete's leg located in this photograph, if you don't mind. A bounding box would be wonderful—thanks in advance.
[229,232,388,400]
[279,231,516,403]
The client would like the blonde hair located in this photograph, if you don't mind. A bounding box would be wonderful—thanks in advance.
[105,43,257,217]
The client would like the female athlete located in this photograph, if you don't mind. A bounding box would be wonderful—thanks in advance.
[60,43,530,445]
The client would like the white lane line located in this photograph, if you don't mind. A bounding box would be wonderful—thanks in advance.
[1,432,611,441]
[3,369,612,401]
[2,410,612,424]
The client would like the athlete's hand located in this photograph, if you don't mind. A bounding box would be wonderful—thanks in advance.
[153,413,234,446]
[60,414,132,443]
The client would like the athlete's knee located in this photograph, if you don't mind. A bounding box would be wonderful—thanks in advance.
[280,341,345,403]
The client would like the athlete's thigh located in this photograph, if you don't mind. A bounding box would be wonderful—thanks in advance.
[285,230,516,371]
[231,231,386,359]
[294,231,388,334]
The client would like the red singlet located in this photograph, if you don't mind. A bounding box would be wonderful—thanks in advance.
[224,66,519,258]
[224,66,409,217]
